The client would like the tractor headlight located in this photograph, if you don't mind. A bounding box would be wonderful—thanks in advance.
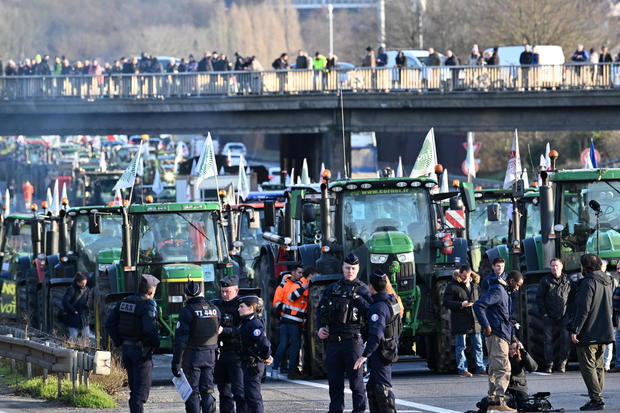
[396,252,414,263]
[370,254,388,264]
[168,296,184,303]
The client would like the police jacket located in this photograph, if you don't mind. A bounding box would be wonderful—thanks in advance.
[212,296,241,352]
[362,292,402,360]
[239,313,271,362]
[442,272,481,335]
[317,278,372,335]
[508,349,537,394]
[105,294,160,348]
[172,297,220,368]
[62,282,90,329]
[473,277,513,344]
[536,273,571,320]
[569,270,615,345]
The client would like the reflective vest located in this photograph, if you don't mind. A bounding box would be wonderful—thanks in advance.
[279,278,309,324]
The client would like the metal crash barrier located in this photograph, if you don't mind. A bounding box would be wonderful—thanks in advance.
[0,63,618,99]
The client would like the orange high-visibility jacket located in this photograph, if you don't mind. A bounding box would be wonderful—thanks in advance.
[273,276,309,324]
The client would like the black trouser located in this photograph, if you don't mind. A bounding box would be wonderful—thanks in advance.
[325,336,366,413]
[183,348,216,413]
[122,344,153,413]
[542,316,570,367]
[214,350,245,413]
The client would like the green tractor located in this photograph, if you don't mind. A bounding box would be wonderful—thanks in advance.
[99,202,232,350]
[517,165,620,364]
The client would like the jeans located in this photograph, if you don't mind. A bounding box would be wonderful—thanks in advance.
[273,321,302,371]
[68,326,94,341]
[455,332,485,373]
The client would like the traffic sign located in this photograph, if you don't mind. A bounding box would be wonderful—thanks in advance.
[445,209,466,229]
[580,148,600,166]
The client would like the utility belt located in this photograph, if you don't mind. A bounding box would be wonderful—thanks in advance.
[327,333,361,342]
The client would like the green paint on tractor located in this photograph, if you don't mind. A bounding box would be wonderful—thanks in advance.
[368,231,413,254]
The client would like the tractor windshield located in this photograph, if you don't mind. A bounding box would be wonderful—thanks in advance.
[136,211,218,264]
[341,188,432,262]
[74,214,123,272]
[558,180,620,270]
[238,209,263,262]
[525,201,541,238]
[6,222,32,254]
[468,202,511,248]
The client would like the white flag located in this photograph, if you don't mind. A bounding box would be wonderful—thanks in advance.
[466,132,476,179]
[428,171,439,194]
[584,153,593,169]
[152,168,164,195]
[410,128,437,178]
[301,158,310,185]
[503,129,523,189]
[136,154,144,177]
[237,155,250,201]
[114,189,123,206]
[46,188,53,210]
[4,188,9,217]
[194,134,218,178]
[319,162,326,182]
[396,157,404,178]
[287,167,295,186]
[113,140,143,191]
[61,183,69,208]
[544,142,551,170]
[52,179,60,215]
[522,169,530,189]
[173,142,184,173]
[99,152,107,172]
[440,168,449,193]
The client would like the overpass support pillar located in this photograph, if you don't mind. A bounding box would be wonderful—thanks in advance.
[279,131,349,182]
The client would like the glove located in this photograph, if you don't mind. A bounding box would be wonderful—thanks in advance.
[172,365,181,378]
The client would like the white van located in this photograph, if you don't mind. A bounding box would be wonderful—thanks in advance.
[482,46,565,65]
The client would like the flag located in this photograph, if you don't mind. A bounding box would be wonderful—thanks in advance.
[226,149,232,167]
[3,188,9,216]
[296,176,301,185]
[223,183,235,205]
[237,155,250,201]
[46,188,53,210]
[152,168,164,195]
[522,169,530,189]
[194,134,218,178]
[410,128,437,178]
[114,189,123,206]
[584,153,593,169]
[301,158,310,184]
[503,129,523,189]
[113,140,143,191]
[544,142,551,170]
[136,154,144,177]
[428,171,439,194]
[396,157,404,178]
[590,138,598,168]
[52,179,60,215]
[99,151,107,172]
[466,132,476,179]
[61,183,69,208]
[190,159,197,175]
[319,162,326,182]
[173,142,184,173]
[440,169,449,193]
[287,167,295,186]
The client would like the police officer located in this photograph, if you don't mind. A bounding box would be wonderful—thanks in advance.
[172,280,221,413]
[238,294,273,413]
[317,253,372,413]
[354,271,402,413]
[212,275,245,413]
[105,274,160,413]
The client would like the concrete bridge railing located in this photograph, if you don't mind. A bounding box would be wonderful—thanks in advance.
[0,63,618,100]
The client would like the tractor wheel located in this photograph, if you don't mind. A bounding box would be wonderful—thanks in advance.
[49,285,67,337]
[523,283,546,368]
[306,281,329,378]
[434,279,456,373]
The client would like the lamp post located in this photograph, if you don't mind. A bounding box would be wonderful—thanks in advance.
[328,4,334,56]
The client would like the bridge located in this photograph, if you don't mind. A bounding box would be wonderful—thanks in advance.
[0,63,619,174]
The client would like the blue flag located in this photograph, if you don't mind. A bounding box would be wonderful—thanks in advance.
[590,138,598,168]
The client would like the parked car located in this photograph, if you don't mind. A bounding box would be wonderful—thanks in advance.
[221,142,248,157]
[482,45,565,65]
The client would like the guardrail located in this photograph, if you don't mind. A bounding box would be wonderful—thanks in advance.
[0,63,618,100]
[0,333,111,396]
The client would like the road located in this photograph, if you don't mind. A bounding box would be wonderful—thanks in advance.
[1,357,618,412]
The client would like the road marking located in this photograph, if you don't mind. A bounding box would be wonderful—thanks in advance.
[531,372,552,376]
[276,376,461,413]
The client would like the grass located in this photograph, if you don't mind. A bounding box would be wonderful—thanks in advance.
[0,360,117,408]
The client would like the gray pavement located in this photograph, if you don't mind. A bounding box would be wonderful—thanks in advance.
[1,358,618,412]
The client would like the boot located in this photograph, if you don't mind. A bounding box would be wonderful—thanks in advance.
[556,360,567,373]
[366,382,380,413]
[543,363,553,374]
[372,384,396,413]
[490,402,517,412]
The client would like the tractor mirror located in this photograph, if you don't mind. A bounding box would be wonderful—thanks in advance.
[487,204,500,222]
[248,210,260,230]
[302,203,316,223]
[263,201,276,229]
[88,214,102,234]
[513,179,525,198]
[460,182,477,212]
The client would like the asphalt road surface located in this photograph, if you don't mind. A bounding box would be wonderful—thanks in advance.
[1,357,618,412]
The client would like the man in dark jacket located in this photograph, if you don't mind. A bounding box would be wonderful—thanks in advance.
[474,270,524,412]
[481,257,506,295]
[61,272,92,341]
[536,258,571,373]
[570,254,614,411]
[443,265,485,376]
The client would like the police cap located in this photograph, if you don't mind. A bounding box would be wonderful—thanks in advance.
[239,294,260,306]
[369,270,388,292]
[343,253,360,265]
[141,274,160,288]
[220,275,239,287]
[185,280,201,297]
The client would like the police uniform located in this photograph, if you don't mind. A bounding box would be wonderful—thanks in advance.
[238,295,271,413]
[363,272,402,413]
[212,275,246,413]
[317,254,372,413]
[105,274,160,413]
[172,281,220,413]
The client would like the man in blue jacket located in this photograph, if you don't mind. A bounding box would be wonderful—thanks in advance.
[474,270,524,412]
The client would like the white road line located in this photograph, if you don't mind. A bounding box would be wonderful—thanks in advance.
[275,376,461,413]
